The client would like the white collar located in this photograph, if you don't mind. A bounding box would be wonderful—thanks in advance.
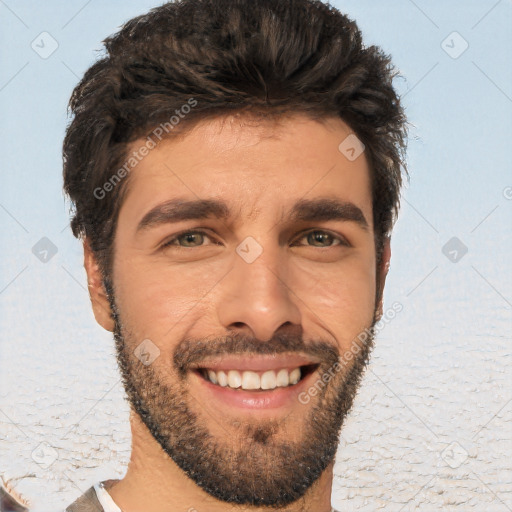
[93,481,122,512]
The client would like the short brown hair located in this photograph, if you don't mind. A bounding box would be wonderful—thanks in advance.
[63,0,408,278]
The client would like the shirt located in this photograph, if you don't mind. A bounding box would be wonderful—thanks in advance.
[65,480,121,512]
[66,481,341,512]
[93,482,122,512]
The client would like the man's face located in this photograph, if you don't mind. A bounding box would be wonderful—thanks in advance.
[92,114,386,506]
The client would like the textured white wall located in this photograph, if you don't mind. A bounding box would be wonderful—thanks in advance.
[0,1,511,511]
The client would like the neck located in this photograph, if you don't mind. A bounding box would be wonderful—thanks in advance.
[108,411,335,512]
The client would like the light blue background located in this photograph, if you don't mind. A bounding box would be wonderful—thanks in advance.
[1,1,511,510]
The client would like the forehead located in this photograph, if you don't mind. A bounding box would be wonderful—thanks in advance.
[118,113,373,230]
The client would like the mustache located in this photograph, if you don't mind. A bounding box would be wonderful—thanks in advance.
[173,329,340,377]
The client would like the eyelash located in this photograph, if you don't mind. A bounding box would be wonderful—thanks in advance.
[160,229,350,249]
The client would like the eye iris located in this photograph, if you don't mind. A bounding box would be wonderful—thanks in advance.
[180,232,203,247]
[308,231,333,247]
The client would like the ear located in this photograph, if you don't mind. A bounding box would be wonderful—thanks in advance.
[83,240,115,332]
[375,236,391,322]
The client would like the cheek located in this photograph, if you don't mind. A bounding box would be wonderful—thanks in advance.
[291,254,377,349]
[112,247,377,354]
[112,258,219,343]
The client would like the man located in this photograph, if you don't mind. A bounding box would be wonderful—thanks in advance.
[63,0,407,510]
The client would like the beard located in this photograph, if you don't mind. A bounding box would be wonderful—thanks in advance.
[106,283,378,508]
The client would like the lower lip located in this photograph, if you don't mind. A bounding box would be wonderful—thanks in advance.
[191,368,317,410]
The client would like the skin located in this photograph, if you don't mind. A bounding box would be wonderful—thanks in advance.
[84,113,391,512]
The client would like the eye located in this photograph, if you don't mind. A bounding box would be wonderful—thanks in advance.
[293,230,349,248]
[160,229,349,251]
[161,230,216,249]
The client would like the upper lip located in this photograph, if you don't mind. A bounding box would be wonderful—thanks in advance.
[190,354,320,372]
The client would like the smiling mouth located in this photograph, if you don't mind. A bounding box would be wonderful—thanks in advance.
[194,364,319,391]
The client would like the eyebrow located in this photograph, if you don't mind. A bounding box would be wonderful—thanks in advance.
[136,197,370,233]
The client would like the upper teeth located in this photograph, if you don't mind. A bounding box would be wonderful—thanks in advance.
[203,367,302,390]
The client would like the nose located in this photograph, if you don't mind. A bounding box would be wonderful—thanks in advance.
[216,242,302,342]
